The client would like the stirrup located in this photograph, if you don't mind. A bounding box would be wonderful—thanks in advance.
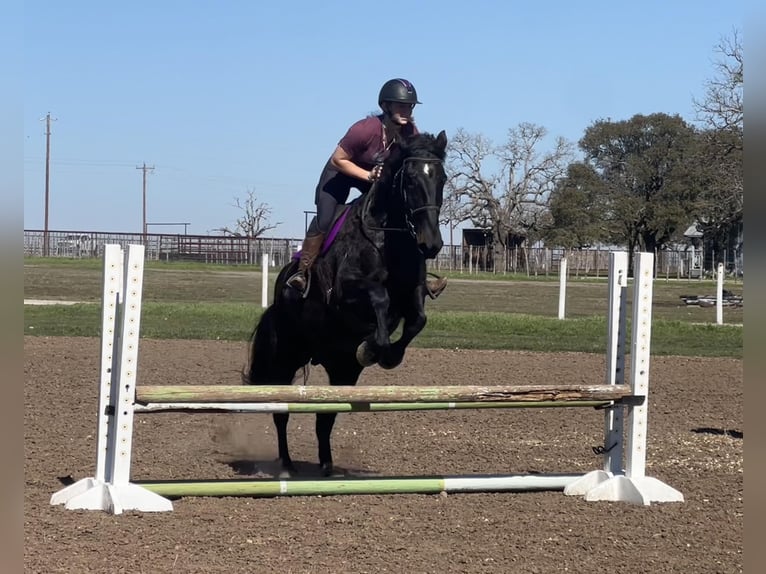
[426,273,447,300]
[287,271,312,299]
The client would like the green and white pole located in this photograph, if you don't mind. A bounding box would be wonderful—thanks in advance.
[140,474,582,498]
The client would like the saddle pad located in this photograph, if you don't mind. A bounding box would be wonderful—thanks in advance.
[292,205,353,260]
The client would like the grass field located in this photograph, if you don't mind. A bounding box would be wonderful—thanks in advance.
[24,258,743,357]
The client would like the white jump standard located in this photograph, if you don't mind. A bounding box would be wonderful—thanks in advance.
[51,245,682,514]
[563,251,683,504]
[50,244,172,513]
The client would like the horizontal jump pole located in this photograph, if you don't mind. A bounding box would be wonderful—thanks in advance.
[134,400,613,413]
[138,474,583,498]
[136,384,633,405]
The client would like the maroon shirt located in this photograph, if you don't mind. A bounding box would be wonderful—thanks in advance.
[315,114,418,204]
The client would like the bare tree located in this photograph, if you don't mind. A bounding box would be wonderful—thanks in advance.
[440,164,474,268]
[693,28,743,132]
[497,123,575,240]
[215,189,282,238]
[447,124,574,270]
[692,29,743,265]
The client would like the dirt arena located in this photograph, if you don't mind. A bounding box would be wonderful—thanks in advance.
[25,337,742,573]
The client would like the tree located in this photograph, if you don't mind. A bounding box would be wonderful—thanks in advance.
[215,189,281,237]
[693,29,743,132]
[692,29,743,265]
[693,127,743,261]
[439,177,472,267]
[446,123,574,270]
[545,162,610,249]
[576,113,701,257]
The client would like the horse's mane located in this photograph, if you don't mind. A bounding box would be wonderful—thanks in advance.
[397,131,448,160]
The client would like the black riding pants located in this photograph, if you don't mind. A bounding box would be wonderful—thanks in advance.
[312,162,372,235]
[313,190,340,235]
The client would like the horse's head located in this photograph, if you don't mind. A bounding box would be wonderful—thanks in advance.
[380,130,448,259]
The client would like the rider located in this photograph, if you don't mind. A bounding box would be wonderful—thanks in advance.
[287,78,448,298]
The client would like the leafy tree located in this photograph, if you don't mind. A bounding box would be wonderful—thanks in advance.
[545,162,610,249]
[577,113,701,256]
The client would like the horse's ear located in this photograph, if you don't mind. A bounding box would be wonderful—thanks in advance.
[436,130,448,153]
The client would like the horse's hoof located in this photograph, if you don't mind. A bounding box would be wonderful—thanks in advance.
[355,342,377,367]
[378,347,405,370]
[319,463,334,477]
[379,359,403,370]
[277,458,296,478]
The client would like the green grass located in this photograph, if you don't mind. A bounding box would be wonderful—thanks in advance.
[24,258,743,357]
[24,303,743,358]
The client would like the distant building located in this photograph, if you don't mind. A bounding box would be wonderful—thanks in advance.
[461,228,525,271]
[681,220,743,276]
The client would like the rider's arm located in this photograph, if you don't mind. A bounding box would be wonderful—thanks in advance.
[330,145,377,182]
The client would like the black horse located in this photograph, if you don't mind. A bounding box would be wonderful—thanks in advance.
[246,130,448,476]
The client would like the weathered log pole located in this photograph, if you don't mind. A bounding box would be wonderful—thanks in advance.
[134,400,614,413]
[135,384,633,405]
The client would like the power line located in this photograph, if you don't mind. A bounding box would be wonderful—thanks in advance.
[24,157,137,168]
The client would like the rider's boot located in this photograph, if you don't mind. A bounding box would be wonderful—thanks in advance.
[425,275,448,299]
[287,232,325,294]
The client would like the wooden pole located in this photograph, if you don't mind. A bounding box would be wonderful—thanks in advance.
[43,113,53,257]
[135,384,634,405]
[135,400,614,413]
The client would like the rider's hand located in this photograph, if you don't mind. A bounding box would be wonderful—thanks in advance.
[367,165,382,181]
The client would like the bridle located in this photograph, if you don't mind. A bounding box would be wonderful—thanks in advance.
[363,156,444,240]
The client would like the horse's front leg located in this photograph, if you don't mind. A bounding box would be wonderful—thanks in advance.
[317,355,364,476]
[379,285,427,370]
[273,412,295,477]
[355,284,391,367]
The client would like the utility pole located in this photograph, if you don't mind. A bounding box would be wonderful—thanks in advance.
[136,162,154,244]
[41,112,56,257]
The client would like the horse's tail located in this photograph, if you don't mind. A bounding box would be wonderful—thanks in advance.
[243,305,279,385]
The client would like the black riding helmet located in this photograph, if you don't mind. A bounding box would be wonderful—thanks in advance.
[378,78,421,107]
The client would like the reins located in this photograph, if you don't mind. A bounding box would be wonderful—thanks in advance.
[362,156,444,239]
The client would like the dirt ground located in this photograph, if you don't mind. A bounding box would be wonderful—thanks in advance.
[25,337,742,574]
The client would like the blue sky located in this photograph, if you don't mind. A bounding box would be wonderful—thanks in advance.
[21,1,743,238]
